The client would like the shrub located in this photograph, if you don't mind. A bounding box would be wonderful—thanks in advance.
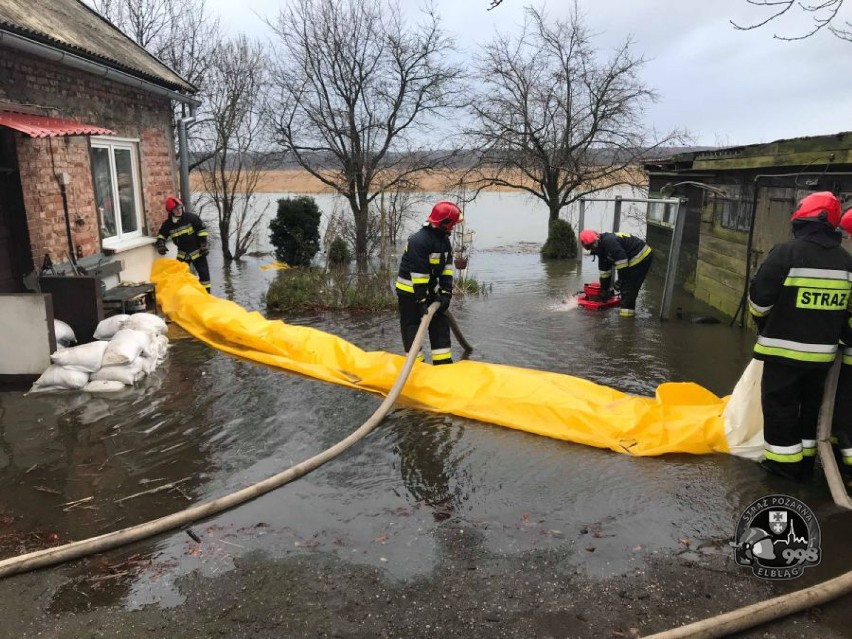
[327,236,352,266]
[266,267,396,313]
[540,218,578,260]
[454,276,489,296]
[269,196,321,266]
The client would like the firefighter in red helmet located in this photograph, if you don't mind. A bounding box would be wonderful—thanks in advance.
[749,192,852,481]
[579,229,653,317]
[395,201,462,364]
[831,207,852,488]
[156,196,211,292]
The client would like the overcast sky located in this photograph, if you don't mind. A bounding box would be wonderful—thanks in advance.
[205,0,852,146]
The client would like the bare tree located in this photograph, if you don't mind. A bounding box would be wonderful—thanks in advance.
[88,0,221,171]
[463,4,683,245]
[88,0,220,89]
[732,0,852,41]
[267,0,464,271]
[197,36,269,261]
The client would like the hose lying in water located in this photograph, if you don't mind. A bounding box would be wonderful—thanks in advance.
[446,310,474,355]
[0,303,448,579]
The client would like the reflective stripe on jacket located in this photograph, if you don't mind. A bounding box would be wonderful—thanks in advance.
[749,223,852,367]
[396,224,453,302]
[594,232,651,283]
[156,212,208,260]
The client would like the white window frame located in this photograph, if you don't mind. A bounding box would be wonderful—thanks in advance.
[90,136,146,250]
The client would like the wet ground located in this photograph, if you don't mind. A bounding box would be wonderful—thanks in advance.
[2,248,852,638]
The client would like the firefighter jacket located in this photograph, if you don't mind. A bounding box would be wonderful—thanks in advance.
[156,212,209,262]
[395,224,453,303]
[593,232,652,291]
[749,222,852,367]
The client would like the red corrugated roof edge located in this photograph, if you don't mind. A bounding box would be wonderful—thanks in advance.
[0,111,115,138]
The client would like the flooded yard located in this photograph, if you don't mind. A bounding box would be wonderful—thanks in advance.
[2,225,852,636]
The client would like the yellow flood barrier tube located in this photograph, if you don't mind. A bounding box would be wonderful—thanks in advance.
[152,259,743,458]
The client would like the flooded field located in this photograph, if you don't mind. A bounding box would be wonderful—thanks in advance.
[2,202,852,636]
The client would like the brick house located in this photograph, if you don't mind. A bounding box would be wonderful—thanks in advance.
[0,0,198,295]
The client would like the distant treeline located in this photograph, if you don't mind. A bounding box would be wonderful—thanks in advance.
[191,146,715,172]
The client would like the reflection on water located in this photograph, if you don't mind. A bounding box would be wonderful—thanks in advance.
[3,201,852,617]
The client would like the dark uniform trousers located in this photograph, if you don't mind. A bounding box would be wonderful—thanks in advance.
[762,361,826,473]
[619,253,653,311]
[398,295,452,365]
[832,361,852,472]
[187,255,211,292]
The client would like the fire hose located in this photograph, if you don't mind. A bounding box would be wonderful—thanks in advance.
[645,357,852,637]
[0,302,464,579]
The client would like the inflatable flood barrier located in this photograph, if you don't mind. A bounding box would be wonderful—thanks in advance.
[151,260,764,459]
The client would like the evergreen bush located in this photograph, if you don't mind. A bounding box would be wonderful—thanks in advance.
[269,196,321,266]
[540,218,578,260]
[327,236,352,266]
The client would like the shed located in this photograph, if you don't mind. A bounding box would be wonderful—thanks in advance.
[644,133,852,322]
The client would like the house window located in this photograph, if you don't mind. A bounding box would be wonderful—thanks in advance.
[91,138,144,248]
[713,194,751,232]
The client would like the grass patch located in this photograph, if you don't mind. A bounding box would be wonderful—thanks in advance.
[267,266,490,313]
[455,276,490,296]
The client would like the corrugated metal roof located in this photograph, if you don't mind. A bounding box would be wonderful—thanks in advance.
[0,110,115,137]
[0,0,196,94]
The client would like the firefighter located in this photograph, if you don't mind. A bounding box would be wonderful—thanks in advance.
[749,192,852,481]
[395,201,462,364]
[156,196,211,293]
[832,207,852,488]
[579,230,653,317]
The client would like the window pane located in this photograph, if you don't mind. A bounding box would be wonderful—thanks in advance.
[92,147,116,240]
[114,149,138,235]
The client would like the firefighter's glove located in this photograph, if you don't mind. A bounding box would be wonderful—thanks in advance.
[417,300,429,317]
[200,243,209,257]
[156,242,167,256]
[613,280,622,293]
[753,315,768,335]
[437,294,452,315]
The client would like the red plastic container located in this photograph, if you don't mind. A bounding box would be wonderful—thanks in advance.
[576,282,620,310]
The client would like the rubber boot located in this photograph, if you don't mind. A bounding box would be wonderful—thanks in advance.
[759,458,803,482]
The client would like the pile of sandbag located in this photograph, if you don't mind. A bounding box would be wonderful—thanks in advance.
[30,313,170,393]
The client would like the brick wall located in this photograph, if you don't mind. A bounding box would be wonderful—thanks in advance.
[0,48,179,265]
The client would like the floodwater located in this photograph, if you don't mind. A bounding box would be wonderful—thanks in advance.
[2,190,852,633]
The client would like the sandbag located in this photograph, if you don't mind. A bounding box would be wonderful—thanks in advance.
[141,333,170,361]
[136,354,157,374]
[30,365,89,392]
[122,312,167,335]
[91,359,146,385]
[102,329,152,366]
[93,314,129,340]
[54,319,76,347]
[155,334,170,359]
[50,340,109,372]
[83,380,126,393]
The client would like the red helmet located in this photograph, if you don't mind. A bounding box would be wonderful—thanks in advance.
[165,196,184,213]
[841,209,852,235]
[579,229,600,249]
[427,201,463,232]
[790,192,841,228]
